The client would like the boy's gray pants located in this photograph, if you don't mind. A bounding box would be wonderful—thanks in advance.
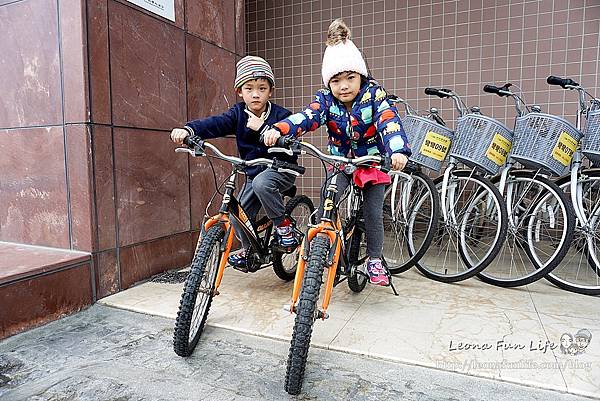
[231,168,296,249]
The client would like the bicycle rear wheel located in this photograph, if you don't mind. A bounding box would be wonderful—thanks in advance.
[478,172,575,287]
[173,225,224,356]
[285,235,329,395]
[383,171,440,274]
[347,223,368,293]
[547,170,600,295]
[416,170,507,282]
[273,195,315,281]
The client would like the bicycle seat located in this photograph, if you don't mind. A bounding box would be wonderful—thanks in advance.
[282,185,297,198]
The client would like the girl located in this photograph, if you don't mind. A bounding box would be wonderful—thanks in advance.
[264,19,411,286]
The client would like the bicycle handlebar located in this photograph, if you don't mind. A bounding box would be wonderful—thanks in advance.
[483,84,512,97]
[179,136,306,176]
[424,87,452,98]
[547,75,579,89]
[267,136,403,173]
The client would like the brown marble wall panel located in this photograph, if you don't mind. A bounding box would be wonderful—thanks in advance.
[112,0,185,29]
[189,137,237,229]
[186,35,238,228]
[0,262,93,339]
[87,0,112,124]
[66,125,95,251]
[113,127,190,246]
[93,248,119,298]
[59,0,89,123]
[0,127,70,248]
[235,0,245,55]
[0,0,62,128]
[108,0,186,130]
[186,0,236,53]
[119,230,198,289]
[91,125,117,251]
[186,34,238,120]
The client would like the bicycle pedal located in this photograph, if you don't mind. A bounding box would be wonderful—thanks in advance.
[231,265,249,273]
[315,309,329,320]
[283,304,296,314]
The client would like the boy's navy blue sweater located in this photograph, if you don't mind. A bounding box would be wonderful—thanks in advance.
[184,102,295,178]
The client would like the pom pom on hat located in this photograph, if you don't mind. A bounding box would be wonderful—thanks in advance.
[234,55,275,88]
[321,19,368,86]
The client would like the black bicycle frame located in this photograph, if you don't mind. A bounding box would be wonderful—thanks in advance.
[216,171,274,256]
[318,173,366,276]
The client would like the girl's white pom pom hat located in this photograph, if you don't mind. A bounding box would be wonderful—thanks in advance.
[321,19,368,86]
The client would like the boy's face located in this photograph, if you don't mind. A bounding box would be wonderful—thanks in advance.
[329,71,361,107]
[237,78,272,115]
[576,336,589,350]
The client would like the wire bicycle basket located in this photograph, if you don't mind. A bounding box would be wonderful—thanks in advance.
[451,113,514,175]
[511,112,582,176]
[582,106,600,164]
[402,114,454,172]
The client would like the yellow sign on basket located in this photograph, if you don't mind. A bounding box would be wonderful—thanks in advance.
[552,131,578,166]
[420,131,451,161]
[485,133,512,166]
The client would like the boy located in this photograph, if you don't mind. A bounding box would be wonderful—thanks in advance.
[170,56,298,269]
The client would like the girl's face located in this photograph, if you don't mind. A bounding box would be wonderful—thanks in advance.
[238,78,272,115]
[329,71,361,108]
[561,334,573,348]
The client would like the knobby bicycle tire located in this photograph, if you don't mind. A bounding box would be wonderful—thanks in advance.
[173,225,224,357]
[285,235,329,395]
[347,226,368,293]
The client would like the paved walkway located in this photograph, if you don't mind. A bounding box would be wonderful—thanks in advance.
[100,267,600,399]
[0,305,596,401]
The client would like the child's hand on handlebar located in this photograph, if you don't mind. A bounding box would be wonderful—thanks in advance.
[263,128,281,147]
[391,153,408,171]
[170,128,189,145]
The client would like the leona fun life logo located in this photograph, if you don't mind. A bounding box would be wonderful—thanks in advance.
[560,328,592,356]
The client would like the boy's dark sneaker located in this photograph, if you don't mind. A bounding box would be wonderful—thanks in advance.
[275,221,298,250]
[227,249,248,270]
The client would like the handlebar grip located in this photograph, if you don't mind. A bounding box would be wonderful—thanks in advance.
[275,136,294,148]
[183,135,203,148]
[424,87,451,98]
[259,132,295,148]
[547,75,579,88]
[483,85,500,94]
[380,155,392,174]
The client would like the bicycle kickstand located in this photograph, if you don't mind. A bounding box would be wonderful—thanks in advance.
[381,258,399,296]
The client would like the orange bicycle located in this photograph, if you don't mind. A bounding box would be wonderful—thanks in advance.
[172,136,314,357]
[273,138,435,395]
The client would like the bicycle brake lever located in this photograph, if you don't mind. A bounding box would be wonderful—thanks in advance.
[268,147,294,156]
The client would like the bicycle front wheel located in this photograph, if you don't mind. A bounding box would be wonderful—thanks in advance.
[416,170,507,282]
[383,171,440,274]
[285,235,329,395]
[173,225,224,357]
[547,170,600,295]
[479,172,575,287]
